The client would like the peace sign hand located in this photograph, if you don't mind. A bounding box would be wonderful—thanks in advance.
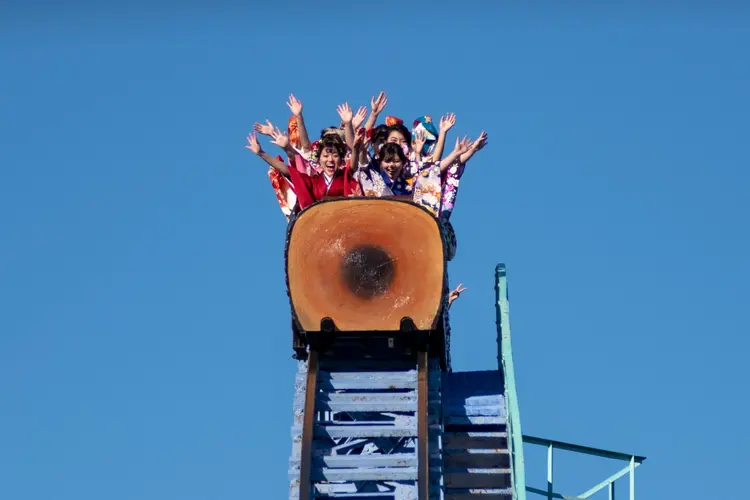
[448,283,468,305]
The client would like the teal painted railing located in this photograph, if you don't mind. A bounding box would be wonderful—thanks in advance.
[495,264,527,500]
[495,265,646,499]
[522,435,646,500]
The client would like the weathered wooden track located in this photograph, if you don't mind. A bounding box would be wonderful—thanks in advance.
[289,349,442,499]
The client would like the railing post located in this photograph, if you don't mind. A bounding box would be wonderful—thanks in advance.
[609,481,615,500]
[495,264,526,500]
[629,456,635,500]
[547,444,553,500]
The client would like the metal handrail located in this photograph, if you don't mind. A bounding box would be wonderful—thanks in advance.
[523,434,646,500]
[495,264,645,500]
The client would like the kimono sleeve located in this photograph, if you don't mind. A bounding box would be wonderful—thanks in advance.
[286,156,318,210]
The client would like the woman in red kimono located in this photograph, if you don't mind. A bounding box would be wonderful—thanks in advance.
[246,132,361,212]
[286,136,362,209]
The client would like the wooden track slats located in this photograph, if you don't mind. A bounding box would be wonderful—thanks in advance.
[441,370,512,499]
[443,433,508,450]
[444,489,513,499]
[295,370,441,390]
[289,355,442,500]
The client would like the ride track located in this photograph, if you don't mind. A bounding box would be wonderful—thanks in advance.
[279,197,647,499]
[284,198,514,500]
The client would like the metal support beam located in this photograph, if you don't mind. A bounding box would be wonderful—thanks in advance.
[547,445,553,500]
[577,462,637,498]
[417,350,429,500]
[298,350,319,500]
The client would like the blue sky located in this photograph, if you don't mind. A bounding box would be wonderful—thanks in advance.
[2,3,748,499]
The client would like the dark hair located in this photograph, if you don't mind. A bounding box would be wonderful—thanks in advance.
[378,142,408,164]
[316,137,347,159]
[371,124,389,145]
[320,125,345,138]
[385,124,412,145]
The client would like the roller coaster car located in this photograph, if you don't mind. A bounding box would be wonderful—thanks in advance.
[286,197,449,362]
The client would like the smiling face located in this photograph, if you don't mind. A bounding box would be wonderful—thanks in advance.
[381,156,404,180]
[318,145,343,176]
[378,143,408,181]
[385,124,412,155]
[387,130,408,148]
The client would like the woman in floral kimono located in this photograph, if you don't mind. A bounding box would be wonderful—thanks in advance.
[350,128,469,218]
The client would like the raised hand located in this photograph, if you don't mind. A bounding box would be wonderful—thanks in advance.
[352,106,368,129]
[353,127,366,147]
[270,127,290,149]
[470,131,488,151]
[412,130,427,154]
[362,131,372,151]
[371,91,388,114]
[253,119,274,136]
[245,132,262,155]
[286,94,303,116]
[454,136,472,155]
[439,113,456,133]
[337,102,354,123]
[448,283,468,305]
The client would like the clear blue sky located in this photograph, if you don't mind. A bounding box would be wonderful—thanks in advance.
[2,3,748,499]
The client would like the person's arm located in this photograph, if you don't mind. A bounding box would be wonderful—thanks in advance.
[285,159,318,209]
[439,137,471,173]
[254,119,296,159]
[246,132,290,175]
[428,113,455,162]
[287,94,312,152]
[459,131,488,165]
[363,91,387,130]
[337,102,356,149]
[349,128,366,173]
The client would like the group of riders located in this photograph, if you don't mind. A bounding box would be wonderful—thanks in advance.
[246,91,487,305]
